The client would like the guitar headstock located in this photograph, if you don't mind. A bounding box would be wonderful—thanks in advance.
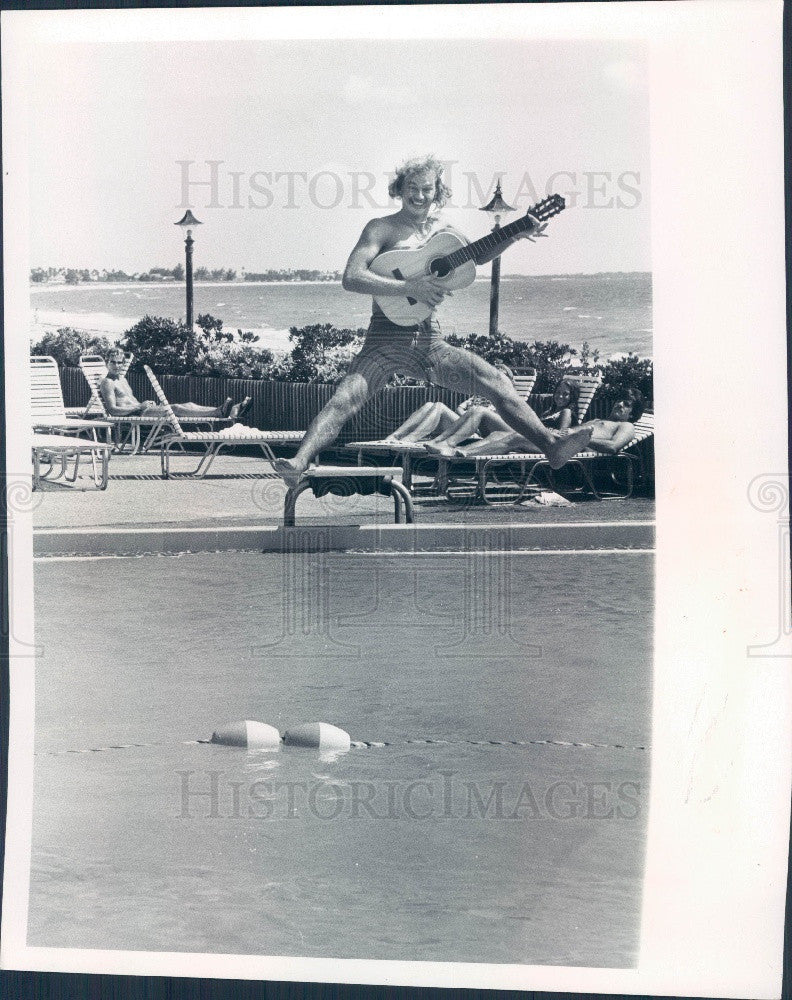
[525,193,566,223]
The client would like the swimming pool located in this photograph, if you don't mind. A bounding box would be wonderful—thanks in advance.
[29,549,652,967]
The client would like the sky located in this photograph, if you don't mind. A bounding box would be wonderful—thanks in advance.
[25,36,649,275]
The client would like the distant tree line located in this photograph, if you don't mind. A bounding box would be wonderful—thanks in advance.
[194,267,237,281]
[242,269,341,282]
[30,265,185,284]
[30,266,340,284]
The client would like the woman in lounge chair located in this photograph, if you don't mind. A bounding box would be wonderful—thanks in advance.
[384,363,515,443]
[539,378,580,430]
[425,389,645,459]
[422,375,579,457]
[99,349,252,421]
[425,374,583,452]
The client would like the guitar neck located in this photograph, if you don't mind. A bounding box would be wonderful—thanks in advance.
[442,214,537,270]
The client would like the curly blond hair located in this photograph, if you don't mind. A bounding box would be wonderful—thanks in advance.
[388,155,452,209]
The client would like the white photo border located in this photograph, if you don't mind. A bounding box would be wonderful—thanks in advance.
[1,3,790,998]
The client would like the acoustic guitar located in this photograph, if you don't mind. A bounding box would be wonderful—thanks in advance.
[370,194,565,326]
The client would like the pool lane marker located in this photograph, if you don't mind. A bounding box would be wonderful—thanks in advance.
[36,720,648,756]
[351,738,647,750]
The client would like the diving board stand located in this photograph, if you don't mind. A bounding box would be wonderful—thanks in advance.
[283,466,415,526]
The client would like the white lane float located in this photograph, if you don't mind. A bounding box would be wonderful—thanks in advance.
[283,722,351,751]
[210,720,281,750]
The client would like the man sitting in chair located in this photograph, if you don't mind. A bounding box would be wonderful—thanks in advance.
[582,389,645,454]
[99,349,251,420]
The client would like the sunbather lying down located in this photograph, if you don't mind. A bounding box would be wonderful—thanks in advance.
[423,389,645,458]
[384,373,581,447]
[99,350,252,420]
[383,364,525,444]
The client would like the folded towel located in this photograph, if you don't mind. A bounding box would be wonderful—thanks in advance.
[217,422,261,438]
[530,491,574,507]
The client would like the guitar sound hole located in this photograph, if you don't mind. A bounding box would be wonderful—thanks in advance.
[429,258,452,278]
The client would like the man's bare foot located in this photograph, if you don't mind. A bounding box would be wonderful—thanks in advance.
[424,441,455,457]
[546,425,594,469]
[272,458,306,490]
[229,396,252,421]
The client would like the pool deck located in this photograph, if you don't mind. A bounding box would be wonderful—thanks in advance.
[29,450,655,556]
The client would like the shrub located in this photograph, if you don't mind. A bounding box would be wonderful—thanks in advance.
[119,315,202,374]
[200,342,277,380]
[195,313,233,345]
[31,327,113,367]
[443,331,600,392]
[277,323,366,383]
[598,353,653,403]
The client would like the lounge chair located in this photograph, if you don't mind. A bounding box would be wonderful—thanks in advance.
[540,411,655,500]
[512,369,538,399]
[343,370,539,489]
[436,410,655,504]
[569,371,603,423]
[30,356,115,451]
[432,371,605,502]
[78,353,231,454]
[144,365,305,479]
[32,432,112,490]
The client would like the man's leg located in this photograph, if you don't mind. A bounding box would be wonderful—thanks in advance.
[273,362,385,488]
[172,399,232,417]
[427,344,592,469]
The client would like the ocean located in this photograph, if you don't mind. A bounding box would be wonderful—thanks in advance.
[30,272,652,360]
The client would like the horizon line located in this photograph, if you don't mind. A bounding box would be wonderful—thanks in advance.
[29,269,653,282]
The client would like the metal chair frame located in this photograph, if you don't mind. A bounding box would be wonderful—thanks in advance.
[78,353,230,455]
[144,366,304,479]
[32,433,112,490]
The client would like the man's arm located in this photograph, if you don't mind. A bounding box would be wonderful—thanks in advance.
[342,219,447,307]
[588,421,635,455]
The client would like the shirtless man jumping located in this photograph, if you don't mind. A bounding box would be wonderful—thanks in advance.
[273,155,593,487]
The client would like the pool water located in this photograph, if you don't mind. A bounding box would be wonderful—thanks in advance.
[29,550,652,966]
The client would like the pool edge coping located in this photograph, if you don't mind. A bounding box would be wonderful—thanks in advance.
[33,520,656,556]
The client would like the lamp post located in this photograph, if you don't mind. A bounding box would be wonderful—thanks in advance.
[479,179,516,338]
[174,210,202,329]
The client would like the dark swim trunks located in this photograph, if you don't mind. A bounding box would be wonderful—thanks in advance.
[347,310,451,389]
